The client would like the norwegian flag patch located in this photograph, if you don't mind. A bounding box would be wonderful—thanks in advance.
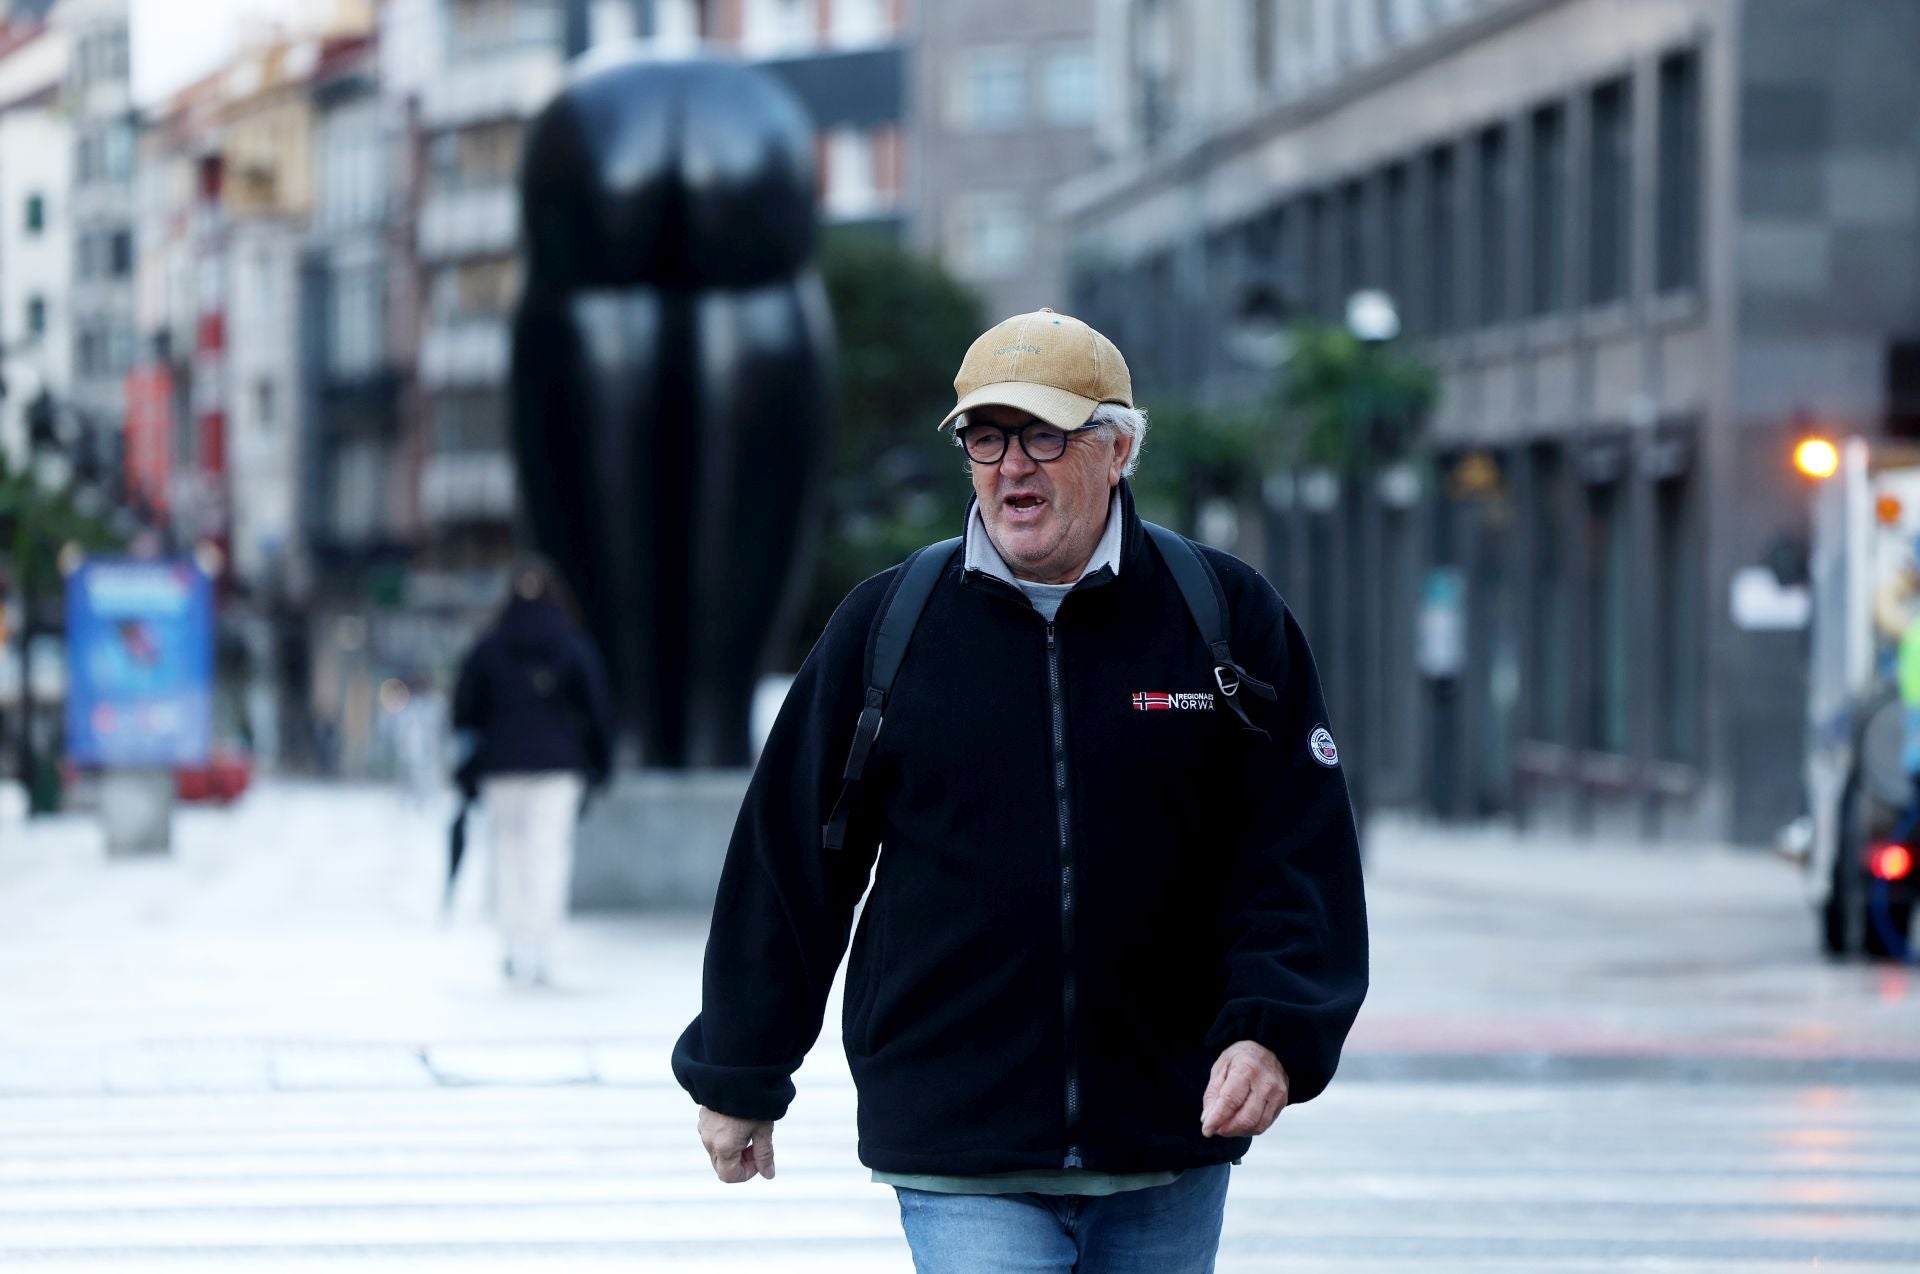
[1131,691,1215,711]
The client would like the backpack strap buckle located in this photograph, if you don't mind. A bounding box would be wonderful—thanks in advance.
[1214,664,1240,698]
[843,689,886,782]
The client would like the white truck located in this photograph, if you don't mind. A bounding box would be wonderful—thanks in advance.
[1800,437,1920,958]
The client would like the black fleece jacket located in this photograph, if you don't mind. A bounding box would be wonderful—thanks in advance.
[672,482,1368,1175]
[452,597,617,782]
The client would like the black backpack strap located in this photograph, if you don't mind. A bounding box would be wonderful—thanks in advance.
[823,536,963,850]
[1143,522,1277,738]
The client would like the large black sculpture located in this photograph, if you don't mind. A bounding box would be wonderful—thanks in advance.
[513,55,834,768]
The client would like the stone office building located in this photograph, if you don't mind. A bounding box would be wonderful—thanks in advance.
[1061,0,1920,843]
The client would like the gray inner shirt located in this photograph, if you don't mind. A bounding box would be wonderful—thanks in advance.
[1014,578,1076,621]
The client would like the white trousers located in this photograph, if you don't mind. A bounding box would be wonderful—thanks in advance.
[483,772,584,957]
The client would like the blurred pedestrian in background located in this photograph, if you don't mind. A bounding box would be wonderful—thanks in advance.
[384,674,449,808]
[453,561,617,986]
[675,309,1368,1272]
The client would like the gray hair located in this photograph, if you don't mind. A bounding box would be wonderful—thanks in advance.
[951,401,1150,479]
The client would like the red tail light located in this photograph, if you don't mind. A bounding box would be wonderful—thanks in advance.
[1868,844,1914,881]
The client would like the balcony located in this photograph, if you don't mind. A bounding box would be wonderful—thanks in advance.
[419,317,509,389]
[446,4,563,63]
[420,53,564,132]
[420,449,516,525]
[417,186,519,263]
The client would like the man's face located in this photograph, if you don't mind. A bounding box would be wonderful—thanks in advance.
[964,403,1132,585]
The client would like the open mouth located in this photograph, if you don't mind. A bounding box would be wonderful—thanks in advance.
[1005,494,1047,513]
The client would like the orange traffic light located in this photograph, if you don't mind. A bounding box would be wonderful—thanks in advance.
[1794,437,1839,479]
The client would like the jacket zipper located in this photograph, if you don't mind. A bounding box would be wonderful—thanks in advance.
[1046,621,1083,1169]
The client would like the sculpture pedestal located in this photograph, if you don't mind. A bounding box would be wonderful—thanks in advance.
[570,768,753,910]
[100,770,174,858]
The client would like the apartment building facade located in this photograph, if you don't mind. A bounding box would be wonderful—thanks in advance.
[53,0,133,446]
[1061,0,1920,843]
[0,13,70,470]
[909,0,1101,322]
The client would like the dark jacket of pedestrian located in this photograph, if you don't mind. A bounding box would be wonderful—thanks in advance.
[452,593,617,784]
[672,480,1369,1177]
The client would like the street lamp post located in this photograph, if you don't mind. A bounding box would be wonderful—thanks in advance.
[1342,289,1403,833]
[11,393,60,812]
[3,368,126,814]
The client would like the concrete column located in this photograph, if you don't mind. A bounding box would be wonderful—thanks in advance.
[100,770,174,858]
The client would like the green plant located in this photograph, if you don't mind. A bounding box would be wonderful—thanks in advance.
[1127,399,1268,535]
[1276,320,1437,471]
[783,233,984,666]
[0,448,121,606]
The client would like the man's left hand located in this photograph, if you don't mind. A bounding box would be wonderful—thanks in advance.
[1200,1040,1289,1137]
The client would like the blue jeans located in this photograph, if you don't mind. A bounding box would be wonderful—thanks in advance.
[894,1164,1231,1273]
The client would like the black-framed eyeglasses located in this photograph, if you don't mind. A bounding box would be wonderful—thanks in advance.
[957,421,1086,464]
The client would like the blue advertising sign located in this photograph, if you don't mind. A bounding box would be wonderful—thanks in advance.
[65,558,213,768]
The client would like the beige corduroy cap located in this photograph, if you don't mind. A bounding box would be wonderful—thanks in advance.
[936,308,1133,432]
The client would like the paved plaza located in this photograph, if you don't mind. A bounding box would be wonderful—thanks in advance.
[1,783,1917,1270]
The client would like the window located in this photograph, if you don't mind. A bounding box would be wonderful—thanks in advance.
[1329,0,1354,67]
[110,229,133,278]
[1042,47,1097,126]
[24,193,43,235]
[1528,444,1569,742]
[1134,0,1176,146]
[823,127,877,217]
[1384,164,1411,320]
[1385,0,1428,42]
[426,134,459,187]
[1587,78,1632,306]
[1305,192,1331,317]
[1272,201,1307,318]
[748,0,815,55]
[330,266,385,378]
[459,121,522,187]
[958,49,1026,130]
[1528,102,1568,315]
[949,192,1029,279]
[256,379,276,432]
[433,389,508,453]
[1338,179,1365,300]
[829,0,888,46]
[1249,0,1275,91]
[321,103,386,230]
[1476,125,1509,324]
[1585,478,1629,754]
[104,121,134,182]
[24,294,44,338]
[1654,466,1701,761]
[1657,49,1701,293]
[1427,145,1457,331]
[109,324,135,376]
[1280,0,1317,86]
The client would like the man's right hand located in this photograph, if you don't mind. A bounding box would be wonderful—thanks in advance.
[697,1106,777,1182]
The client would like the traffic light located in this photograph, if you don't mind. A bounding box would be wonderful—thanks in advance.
[1794,437,1839,479]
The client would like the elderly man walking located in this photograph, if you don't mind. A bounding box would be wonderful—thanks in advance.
[673,308,1368,1272]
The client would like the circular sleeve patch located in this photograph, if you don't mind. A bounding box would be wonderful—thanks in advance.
[1309,726,1340,767]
